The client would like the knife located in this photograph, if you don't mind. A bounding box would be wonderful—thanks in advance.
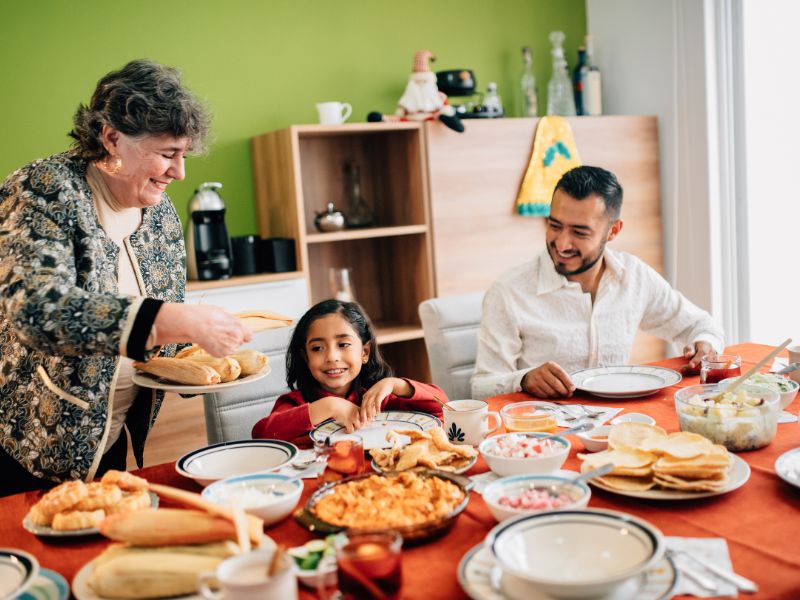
[776,361,800,375]
[677,549,758,593]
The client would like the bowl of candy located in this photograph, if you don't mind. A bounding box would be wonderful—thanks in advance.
[479,433,570,477]
[674,383,779,451]
[483,473,591,522]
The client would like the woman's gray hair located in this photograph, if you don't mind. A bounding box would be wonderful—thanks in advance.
[69,59,211,160]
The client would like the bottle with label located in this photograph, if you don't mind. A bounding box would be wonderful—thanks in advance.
[483,82,504,117]
[519,46,538,117]
[546,31,577,116]
[343,161,374,228]
[583,35,603,116]
[573,46,586,116]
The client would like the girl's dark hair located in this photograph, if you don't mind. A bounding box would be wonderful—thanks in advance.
[69,59,211,160]
[286,299,393,402]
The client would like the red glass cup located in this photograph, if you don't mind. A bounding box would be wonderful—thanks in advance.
[316,434,366,485]
[700,354,742,384]
[335,531,403,600]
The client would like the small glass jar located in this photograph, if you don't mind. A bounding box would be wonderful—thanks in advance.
[700,354,742,384]
[501,402,558,433]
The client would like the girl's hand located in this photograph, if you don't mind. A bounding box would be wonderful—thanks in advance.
[325,396,364,433]
[360,377,412,422]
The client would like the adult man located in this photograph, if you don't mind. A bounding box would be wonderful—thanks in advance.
[471,166,723,400]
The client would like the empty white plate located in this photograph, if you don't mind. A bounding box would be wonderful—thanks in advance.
[570,366,682,399]
[176,439,298,487]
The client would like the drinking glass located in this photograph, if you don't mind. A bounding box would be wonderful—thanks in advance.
[315,434,366,485]
[329,267,354,302]
[335,531,402,600]
[700,354,742,384]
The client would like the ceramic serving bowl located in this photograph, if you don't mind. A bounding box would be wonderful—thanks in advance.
[201,472,303,526]
[574,425,611,453]
[479,433,570,477]
[720,375,799,410]
[176,439,298,487]
[610,412,657,426]
[487,509,665,599]
[482,474,591,523]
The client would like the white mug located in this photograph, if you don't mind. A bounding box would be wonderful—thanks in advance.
[444,399,501,446]
[198,548,297,600]
[788,345,800,384]
[316,101,352,125]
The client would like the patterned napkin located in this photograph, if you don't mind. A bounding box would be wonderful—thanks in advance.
[666,537,737,597]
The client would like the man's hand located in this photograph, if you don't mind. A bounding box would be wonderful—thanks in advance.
[521,362,576,399]
[683,341,715,370]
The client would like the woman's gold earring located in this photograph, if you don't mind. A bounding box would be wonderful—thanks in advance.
[104,156,122,175]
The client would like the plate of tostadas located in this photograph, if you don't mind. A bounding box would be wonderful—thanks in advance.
[370,426,478,475]
[578,422,750,500]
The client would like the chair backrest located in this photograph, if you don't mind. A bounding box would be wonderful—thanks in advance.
[418,292,484,401]
[203,327,293,443]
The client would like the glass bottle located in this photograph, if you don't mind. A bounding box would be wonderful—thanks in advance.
[343,161,374,228]
[519,46,538,117]
[546,31,577,116]
[572,46,586,116]
[582,34,603,116]
[483,82,504,117]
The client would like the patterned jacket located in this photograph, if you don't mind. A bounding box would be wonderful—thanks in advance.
[0,152,185,483]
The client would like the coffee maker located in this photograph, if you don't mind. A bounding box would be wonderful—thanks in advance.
[185,182,233,280]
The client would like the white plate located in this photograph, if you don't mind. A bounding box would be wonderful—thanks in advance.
[19,568,69,600]
[72,558,200,600]
[176,439,298,487]
[589,454,751,500]
[132,366,271,394]
[775,447,800,488]
[571,366,682,399]
[457,543,677,600]
[371,454,477,475]
[22,493,158,537]
[0,548,39,600]
[310,410,441,450]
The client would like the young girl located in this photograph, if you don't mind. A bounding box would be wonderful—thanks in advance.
[251,299,445,442]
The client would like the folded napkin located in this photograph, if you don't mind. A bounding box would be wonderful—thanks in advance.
[770,357,788,372]
[550,404,622,427]
[779,410,798,424]
[666,537,737,597]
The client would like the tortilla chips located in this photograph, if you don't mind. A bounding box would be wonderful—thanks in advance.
[369,427,477,473]
[579,422,733,493]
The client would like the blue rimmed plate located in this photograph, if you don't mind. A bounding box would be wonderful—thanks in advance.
[0,548,39,600]
[19,568,69,600]
[570,365,682,399]
[310,410,441,450]
[176,439,298,487]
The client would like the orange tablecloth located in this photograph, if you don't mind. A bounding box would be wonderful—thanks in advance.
[1,344,799,599]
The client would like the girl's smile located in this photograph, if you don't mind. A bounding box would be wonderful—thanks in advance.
[305,314,370,397]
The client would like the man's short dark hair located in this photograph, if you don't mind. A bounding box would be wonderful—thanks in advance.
[554,166,623,219]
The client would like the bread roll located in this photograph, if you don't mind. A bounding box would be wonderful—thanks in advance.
[133,357,220,386]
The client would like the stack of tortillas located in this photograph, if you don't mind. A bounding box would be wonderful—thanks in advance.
[235,310,293,333]
[579,422,733,493]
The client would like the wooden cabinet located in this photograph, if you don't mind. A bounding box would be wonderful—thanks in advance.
[251,123,434,379]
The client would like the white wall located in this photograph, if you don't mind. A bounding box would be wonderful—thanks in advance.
[740,1,800,345]
[586,0,719,316]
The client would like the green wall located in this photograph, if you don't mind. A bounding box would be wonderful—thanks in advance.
[2,0,585,236]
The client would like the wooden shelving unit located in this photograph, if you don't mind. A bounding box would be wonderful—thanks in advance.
[251,122,434,379]
[186,271,303,292]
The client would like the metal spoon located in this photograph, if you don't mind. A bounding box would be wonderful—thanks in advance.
[530,421,594,441]
[776,361,800,375]
[542,463,614,498]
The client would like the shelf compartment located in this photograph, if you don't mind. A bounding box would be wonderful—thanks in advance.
[306,225,427,244]
[374,323,424,345]
[186,271,303,292]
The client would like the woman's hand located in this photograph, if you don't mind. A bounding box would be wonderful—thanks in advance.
[360,377,412,422]
[153,303,252,357]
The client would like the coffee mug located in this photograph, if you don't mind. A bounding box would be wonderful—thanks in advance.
[788,345,800,384]
[316,101,352,125]
[198,548,297,600]
[444,399,501,446]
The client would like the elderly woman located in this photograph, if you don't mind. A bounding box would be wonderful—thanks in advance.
[0,59,251,496]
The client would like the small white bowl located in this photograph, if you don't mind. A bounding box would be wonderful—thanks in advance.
[479,433,570,477]
[721,376,799,410]
[610,412,657,427]
[201,472,303,526]
[294,559,337,589]
[483,474,591,523]
[575,425,611,453]
[487,509,664,599]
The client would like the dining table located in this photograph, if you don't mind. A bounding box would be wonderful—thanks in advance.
[1,343,799,600]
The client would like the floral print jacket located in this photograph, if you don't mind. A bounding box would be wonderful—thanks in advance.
[0,152,185,483]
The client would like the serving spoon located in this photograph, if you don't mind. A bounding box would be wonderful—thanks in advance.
[540,463,615,498]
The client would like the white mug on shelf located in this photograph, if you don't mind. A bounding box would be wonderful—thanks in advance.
[316,101,352,125]
[444,399,501,446]
[197,548,297,600]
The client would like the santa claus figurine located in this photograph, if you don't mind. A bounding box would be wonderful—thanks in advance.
[368,50,464,133]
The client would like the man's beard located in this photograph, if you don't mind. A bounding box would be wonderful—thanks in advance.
[548,240,606,276]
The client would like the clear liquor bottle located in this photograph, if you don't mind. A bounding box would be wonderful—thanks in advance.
[546,31,577,116]
[519,46,538,117]
[343,161,374,228]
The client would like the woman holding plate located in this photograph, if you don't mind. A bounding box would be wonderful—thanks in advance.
[0,59,251,496]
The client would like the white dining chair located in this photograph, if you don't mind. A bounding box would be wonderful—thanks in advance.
[418,292,485,401]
